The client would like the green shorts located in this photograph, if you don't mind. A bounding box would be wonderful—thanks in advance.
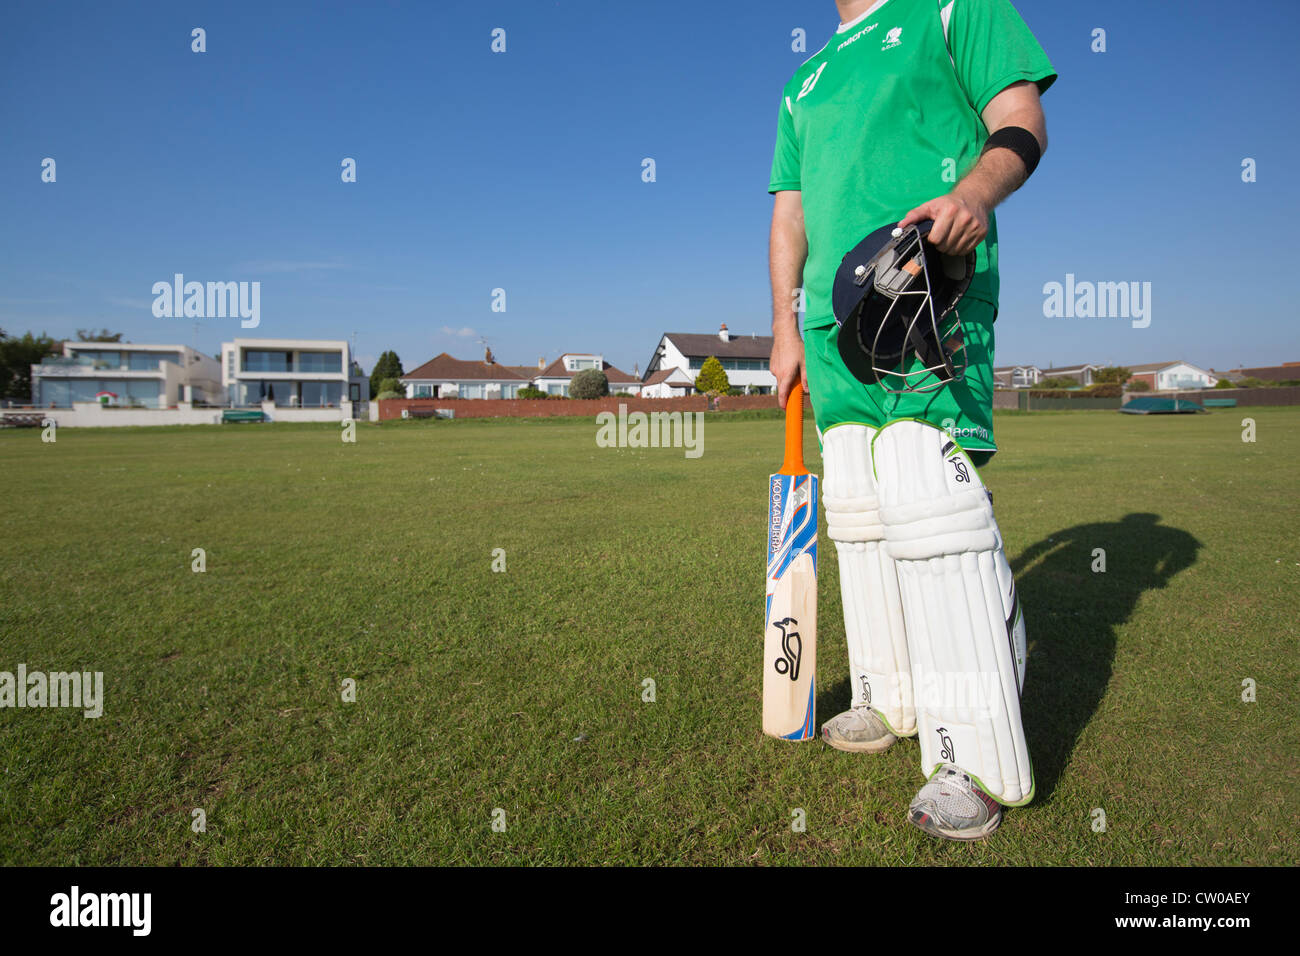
[804,296,998,465]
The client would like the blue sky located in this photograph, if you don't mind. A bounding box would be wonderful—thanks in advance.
[2,0,1297,376]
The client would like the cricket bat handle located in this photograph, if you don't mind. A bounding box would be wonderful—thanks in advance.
[781,382,808,476]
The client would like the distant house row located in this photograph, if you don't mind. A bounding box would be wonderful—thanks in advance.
[399,325,776,400]
[995,360,1238,391]
[400,351,648,400]
[29,332,1296,416]
[31,337,368,410]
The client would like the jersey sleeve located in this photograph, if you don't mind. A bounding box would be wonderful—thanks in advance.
[946,0,1057,116]
[768,94,802,193]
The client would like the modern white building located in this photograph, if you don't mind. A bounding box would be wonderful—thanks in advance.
[31,342,221,408]
[644,325,775,395]
[221,338,368,408]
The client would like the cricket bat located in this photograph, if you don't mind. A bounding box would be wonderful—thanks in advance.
[763,381,818,740]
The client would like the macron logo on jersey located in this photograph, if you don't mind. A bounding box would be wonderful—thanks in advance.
[835,21,879,53]
[882,27,903,50]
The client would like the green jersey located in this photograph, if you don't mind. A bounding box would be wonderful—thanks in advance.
[769,0,1056,329]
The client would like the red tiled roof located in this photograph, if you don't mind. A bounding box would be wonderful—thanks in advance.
[603,363,639,384]
[402,353,527,381]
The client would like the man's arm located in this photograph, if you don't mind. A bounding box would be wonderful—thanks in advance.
[898,81,1048,256]
[769,189,809,407]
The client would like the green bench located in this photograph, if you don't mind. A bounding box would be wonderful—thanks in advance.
[1202,398,1237,408]
[222,409,266,424]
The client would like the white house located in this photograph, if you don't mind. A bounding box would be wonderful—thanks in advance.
[32,341,221,408]
[1127,361,1218,391]
[533,353,642,397]
[993,365,1043,388]
[1039,363,1100,386]
[400,352,528,399]
[221,337,368,408]
[645,325,775,394]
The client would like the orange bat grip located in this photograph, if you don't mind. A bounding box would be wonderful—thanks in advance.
[780,382,808,476]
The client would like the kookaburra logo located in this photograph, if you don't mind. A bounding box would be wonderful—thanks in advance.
[937,726,955,762]
[950,458,970,483]
[860,675,872,705]
[772,618,802,681]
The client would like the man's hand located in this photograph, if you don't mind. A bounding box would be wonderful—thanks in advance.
[897,192,988,257]
[770,328,807,409]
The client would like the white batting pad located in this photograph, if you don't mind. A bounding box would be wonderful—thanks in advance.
[821,424,914,736]
[872,420,1032,805]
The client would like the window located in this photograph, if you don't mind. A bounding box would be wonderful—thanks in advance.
[300,381,343,407]
[125,379,161,407]
[39,379,70,406]
[461,384,484,399]
[243,350,291,372]
[414,385,432,398]
[75,350,122,368]
[501,383,520,398]
[297,351,342,373]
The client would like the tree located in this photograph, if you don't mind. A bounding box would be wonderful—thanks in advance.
[1213,378,1238,389]
[1093,366,1131,385]
[370,351,404,399]
[569,368,609,399]
[0,330,60,402]
[1127,379,1151,392]
[75,329,123,342]
[519,385,547,399]
[377,377,404,397]
[695,356,730,396]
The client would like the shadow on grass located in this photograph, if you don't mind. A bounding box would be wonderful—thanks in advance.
[1013,512,1200,802]
[816,513,1200,803]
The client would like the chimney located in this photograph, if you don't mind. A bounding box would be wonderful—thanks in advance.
[484,347,495,364]
[718,323,730,343]
[538,356,546,370]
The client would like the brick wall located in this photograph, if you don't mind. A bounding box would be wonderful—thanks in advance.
[377,392,804,421]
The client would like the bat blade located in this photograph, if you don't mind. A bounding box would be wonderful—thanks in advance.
[763,470,818,740]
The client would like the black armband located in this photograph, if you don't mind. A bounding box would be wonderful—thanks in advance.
[981,125,1042,179]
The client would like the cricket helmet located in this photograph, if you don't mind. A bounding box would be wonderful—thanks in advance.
[832,220,975,393]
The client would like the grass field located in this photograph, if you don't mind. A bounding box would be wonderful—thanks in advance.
[0,407,1296,865]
